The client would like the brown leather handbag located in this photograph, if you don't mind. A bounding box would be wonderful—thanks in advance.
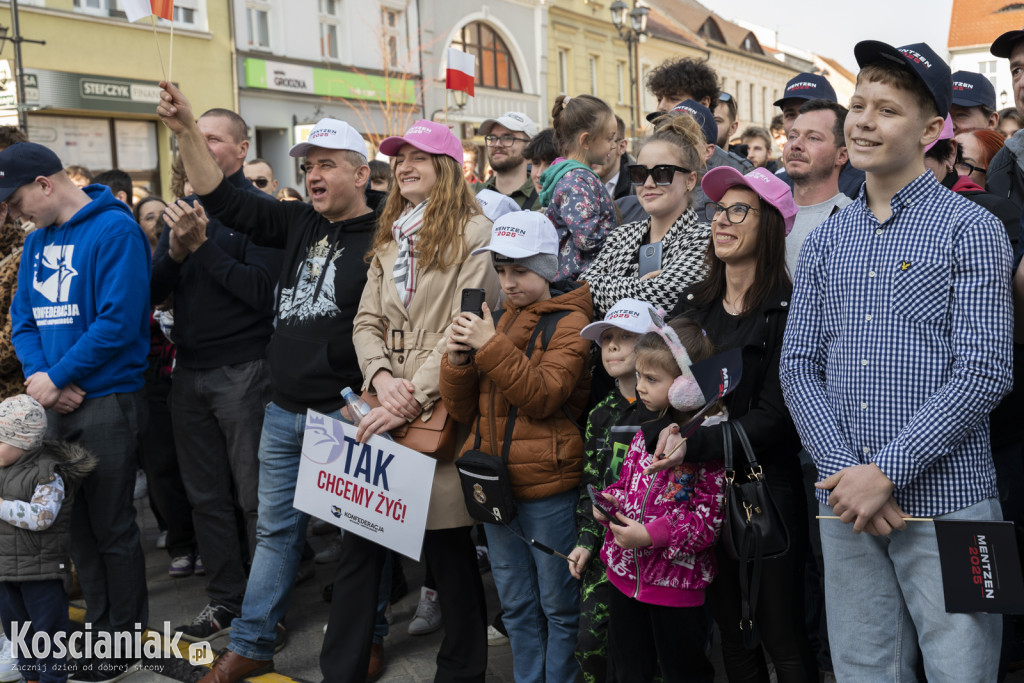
[361,392,457,461]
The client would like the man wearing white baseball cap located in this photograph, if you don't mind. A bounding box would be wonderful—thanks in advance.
[156,82,385,683]
[475,112,541,210]
[442,209,593,682]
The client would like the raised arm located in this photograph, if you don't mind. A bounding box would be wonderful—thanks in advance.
[156,82,224,196]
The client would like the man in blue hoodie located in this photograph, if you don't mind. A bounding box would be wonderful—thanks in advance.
[4,142,150,682]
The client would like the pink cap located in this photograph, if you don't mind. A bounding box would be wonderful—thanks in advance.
[701,166,798,235]
[379,119,463,165]
[925,114,954,153]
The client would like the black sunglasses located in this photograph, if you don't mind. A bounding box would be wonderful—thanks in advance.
[627,164,692,186]
[251,177,270,189]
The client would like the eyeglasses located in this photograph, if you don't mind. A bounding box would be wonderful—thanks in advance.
[627,164,692,186]
[955,161,987,176]
[485,134,530,147]
[705,202,760,224]
[719,92,734,102]
[250,177,270,189]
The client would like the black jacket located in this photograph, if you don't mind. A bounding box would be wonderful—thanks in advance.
[986,134,1024,212]
[198,179,385,414]
[608,152,633,201]
[668,283,802,481]
[151,168,282,369]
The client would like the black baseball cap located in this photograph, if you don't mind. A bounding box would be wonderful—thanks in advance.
[854,41,952,118]
[0,143,64,203]
[646,99,718,146]
[991,27,1024,58]
[951,70,997,109]
[773,73,837,106]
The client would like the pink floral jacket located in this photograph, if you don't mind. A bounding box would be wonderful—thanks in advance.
[600,429,726,607]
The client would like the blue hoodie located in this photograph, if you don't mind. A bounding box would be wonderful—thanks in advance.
[11,185,150,396]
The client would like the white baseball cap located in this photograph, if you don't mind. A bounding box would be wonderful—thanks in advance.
[289,118,368,158]
[479,112,539,139]
[471,210,558,259]
[476,189,521,223]
[580,298,653,341]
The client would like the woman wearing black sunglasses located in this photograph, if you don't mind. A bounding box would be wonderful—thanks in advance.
[582,115,712,319]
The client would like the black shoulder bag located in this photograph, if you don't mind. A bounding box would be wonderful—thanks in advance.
[455,310,571,524]
[721,420,790,649]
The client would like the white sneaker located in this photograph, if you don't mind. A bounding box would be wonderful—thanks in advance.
[0,636,20,683]
[407,587,442,635]
[486,624,509,647]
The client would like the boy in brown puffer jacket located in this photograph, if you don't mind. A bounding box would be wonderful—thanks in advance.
[441,210,591,682]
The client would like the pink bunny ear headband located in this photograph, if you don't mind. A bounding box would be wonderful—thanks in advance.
[646,307,707,411]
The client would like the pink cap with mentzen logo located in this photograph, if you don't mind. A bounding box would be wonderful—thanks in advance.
[701,166,798,235]
[379,119,463,165]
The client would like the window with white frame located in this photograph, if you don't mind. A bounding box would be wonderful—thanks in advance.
[979,59,998,87]
[246,1,271,49]
[381,7,404,68]
[319,0,340,60]
[589,56,599,96]
[558,49,569,94]
[172,0,206,29]
[74,0,115,17]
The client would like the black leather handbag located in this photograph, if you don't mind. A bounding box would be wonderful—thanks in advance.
[722,421,789,648]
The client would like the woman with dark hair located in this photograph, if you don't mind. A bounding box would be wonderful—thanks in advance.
[133,196,168,253]
[325,119,499,682]
[660,167,817,682]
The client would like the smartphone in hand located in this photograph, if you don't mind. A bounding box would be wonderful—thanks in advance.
[461,288,486,318]
[588,483,627,526]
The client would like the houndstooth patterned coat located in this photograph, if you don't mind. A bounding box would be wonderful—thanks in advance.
[582,209,711,318]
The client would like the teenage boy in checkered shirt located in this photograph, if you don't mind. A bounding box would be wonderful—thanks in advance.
[780,41,1012,680]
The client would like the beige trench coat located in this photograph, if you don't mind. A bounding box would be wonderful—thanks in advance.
[353,213,500,529]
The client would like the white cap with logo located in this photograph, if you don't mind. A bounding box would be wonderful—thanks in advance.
[289,118,368,158]
[479,112,539,139]
[580,298,654,341]
[471,211,558,259]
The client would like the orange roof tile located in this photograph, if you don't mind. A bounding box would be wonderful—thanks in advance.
[949,0,1024,49]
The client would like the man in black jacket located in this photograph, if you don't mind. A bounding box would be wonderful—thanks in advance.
[157,81,381,683]
[150,108,282,638]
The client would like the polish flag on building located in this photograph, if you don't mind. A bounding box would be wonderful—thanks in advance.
[446,48,475,97]
[123,0,174,22]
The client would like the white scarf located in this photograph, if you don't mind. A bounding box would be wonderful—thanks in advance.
[392,200,428,308]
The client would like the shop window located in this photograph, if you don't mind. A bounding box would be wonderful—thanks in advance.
[450,22,523,92]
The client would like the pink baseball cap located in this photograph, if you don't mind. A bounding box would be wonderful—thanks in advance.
[701,166,798,235]
[924,114,954,153]
[379,119,463,165]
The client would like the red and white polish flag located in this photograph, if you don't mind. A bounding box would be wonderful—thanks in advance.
[123,0,174,22]
[446,48,475,97]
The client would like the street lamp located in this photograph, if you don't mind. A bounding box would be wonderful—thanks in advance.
[610,1,649,152]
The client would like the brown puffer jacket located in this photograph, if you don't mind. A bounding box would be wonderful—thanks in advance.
[441,280,592,500]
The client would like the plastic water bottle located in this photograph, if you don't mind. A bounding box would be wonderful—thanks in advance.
[341,387,394,440]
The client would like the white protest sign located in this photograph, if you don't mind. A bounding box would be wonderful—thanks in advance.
[294,410,436,560]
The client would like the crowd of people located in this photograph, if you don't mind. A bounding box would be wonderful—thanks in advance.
[1,24,1024,683]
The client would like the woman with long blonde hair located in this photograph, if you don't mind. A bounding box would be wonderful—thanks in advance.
[323,119,499,682]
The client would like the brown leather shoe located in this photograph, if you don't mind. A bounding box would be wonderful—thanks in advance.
[367,643,385,682]
[198,650,273,683]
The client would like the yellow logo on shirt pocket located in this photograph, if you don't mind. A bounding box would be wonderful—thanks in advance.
[890,260,950,323]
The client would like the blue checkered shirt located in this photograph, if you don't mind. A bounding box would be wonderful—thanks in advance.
[780,171,1013,517]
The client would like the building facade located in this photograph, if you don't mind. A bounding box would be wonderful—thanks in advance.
[232,0,422,191]
[947,0,1024,112]
[419,0,546,144]
[4,0,234,196]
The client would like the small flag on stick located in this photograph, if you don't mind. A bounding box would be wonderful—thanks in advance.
[150,0,174,21]
[446,48,475,97]
[122,0,175,82]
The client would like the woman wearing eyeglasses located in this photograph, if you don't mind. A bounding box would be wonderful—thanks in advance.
[659,167,818,682]
[581,115,712,319]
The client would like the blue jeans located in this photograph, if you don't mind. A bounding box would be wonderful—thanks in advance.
[487,490,580,683]
[820,497,1002,682]
[228,402,340,660]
